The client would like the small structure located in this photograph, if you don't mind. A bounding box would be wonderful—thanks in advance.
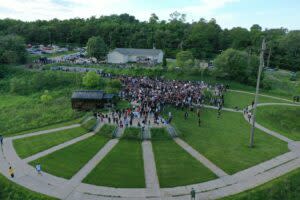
[107,48,164,64]
[71,90,117,111]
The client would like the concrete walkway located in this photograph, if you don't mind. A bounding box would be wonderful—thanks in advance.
[142,141,161,198]
[202,104,243,113]
[1,102,300,199]
[24,122,105,163]
[228,89,297,103]
[174,138,228,178]
[24,132,95,163]
[69,139,119,185]
[12,124,81,140]
[245,102,300,143]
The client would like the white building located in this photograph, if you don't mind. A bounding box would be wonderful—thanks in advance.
[107,48,164,64]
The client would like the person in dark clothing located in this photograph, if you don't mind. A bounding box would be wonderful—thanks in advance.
[0,135,3,146]
[191,188,196,200]
[184,111,189,120]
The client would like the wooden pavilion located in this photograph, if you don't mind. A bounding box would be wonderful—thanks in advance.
[71,90,118,111]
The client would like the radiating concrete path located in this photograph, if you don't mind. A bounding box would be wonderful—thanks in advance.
[174,138,228,178]
[24,132,95,163]
[12,124,81,140]
[1,103,300,199]
[24,121,104,163]
[142,141,161,198]
[69,139,119,185]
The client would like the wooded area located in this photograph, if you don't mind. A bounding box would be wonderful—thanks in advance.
[0,12,299,71]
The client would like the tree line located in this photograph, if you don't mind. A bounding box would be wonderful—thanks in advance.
[0,12,299,71]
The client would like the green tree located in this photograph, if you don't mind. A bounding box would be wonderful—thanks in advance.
[107,79,122,90]
[0,35,27,64]
[86,36,107,60]
[176,51,194,67]
[82,71,100,88]
[40,90,53,104]
[278,31,300,71]
[214,48,259,85]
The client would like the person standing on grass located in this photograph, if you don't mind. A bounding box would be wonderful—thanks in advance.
[197,109,201,118]
[198,118,201,127]
[184,111,189,120]
[36,164,42,175]
[9,166,14,178]
[217,109,221,118]
[191,188,196,200]
[217,105,222,118]
[0,135,3,146]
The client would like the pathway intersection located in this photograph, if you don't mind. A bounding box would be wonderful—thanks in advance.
[0,100,300,199]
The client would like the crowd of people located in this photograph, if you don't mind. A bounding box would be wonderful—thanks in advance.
[119,77,228,124]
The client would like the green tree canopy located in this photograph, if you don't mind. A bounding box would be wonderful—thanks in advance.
[176,50,194,68]
[0,35,27,64]
[40,90,53,104]
[214,48,260,85]
[0,15,299,70]
[86,36,107,60]
[82,71,100,88]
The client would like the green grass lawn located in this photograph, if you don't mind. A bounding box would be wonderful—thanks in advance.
[122,127,142,140]
[83,129,145,188]
[98,124,117,138]
[13,118,83,136]
[223,167,300,200]
[151,128,217,187]
[13,127,87,159]
[167,107,288,174]
[256,105,300,140]
[81,117,97,131]
[224,90,288,109]
[0,173,56,200]
[30,134,109,179]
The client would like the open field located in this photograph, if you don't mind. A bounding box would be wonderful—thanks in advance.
[0,92,83,136]
[151,128,217,187]
[30,134,109,179]
[83,129,145,188]
[256,105,300,140]
[223,167,300,200]
[167,107,289,174]
[13,127,87,159]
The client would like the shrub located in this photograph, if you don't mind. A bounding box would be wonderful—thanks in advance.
[82,71,100,88]
[122,128,141,140]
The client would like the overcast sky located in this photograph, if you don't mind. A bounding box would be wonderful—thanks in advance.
[0,0,299,30]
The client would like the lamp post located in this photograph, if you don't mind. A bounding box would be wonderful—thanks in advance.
[250,38,266,148]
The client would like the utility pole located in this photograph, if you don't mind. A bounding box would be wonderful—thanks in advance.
[250,38,266,148]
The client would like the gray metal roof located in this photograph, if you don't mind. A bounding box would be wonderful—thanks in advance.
[103,94,116,99]
[72,90,105,100]
[113,48,163,56]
